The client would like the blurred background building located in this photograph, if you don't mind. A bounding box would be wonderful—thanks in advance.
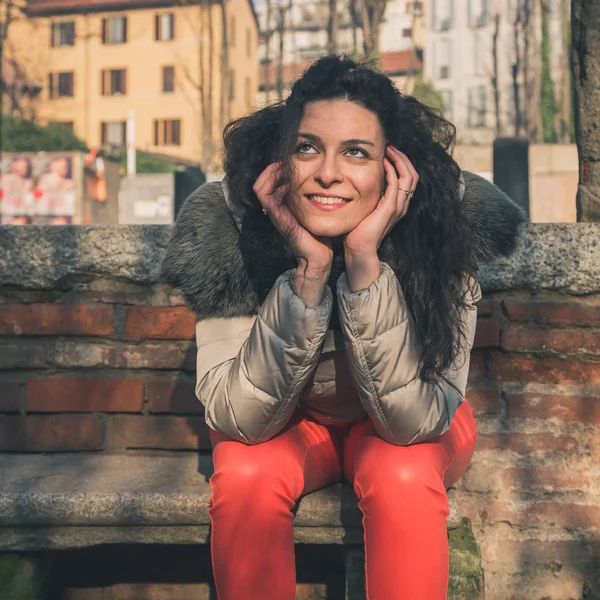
[0,0,578,224]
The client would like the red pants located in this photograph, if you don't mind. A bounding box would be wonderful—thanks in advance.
[208,399,477,600]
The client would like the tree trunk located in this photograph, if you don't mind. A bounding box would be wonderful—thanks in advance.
[276,4,285,100]
[220,0,230,134]
[558,0,572,142]
[572,0,600,221]
[263,0,272,104]
[0,0,15,165]
[358,0,388,58]
[327,0,338,53]
[349,0,359,57]
[492,12,502,136]
[512,5,523,136]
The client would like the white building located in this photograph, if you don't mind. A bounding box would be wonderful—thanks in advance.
[425,0,571,144]
[255,0,425,100]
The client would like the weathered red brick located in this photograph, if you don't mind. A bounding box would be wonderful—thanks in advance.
[488,353,600,385]
[109,415,211,450]
[53,341,116,368]
[147,380,203,414]
[465,386,500,415]
[0,415,104,451]
[474,318,500,348]
[467,351,487,383]
[26,378,144,413]
[0,343,46,369]
[50,341,192,370]
[503,298,600,327]
[479,500,600,530]
[117,343,194,370]
[507,393,600,424]
[0,384,21,413]
[502,466,592,493]
[124,307,196,340]
[501,325,600,355]
[476,432,579,455]
[475,299,494,317]
[0,304,114,336]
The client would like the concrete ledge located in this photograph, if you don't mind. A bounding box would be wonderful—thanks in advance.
[0,223,599,294]
[0,455,462,550]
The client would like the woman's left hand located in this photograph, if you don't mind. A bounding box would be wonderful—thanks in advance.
[343,145,418,291]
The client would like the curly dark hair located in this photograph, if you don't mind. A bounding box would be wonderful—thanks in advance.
[222,53,479,381]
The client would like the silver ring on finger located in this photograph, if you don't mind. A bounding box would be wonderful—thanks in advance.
[262,208,269,215]
[399,187,413,196]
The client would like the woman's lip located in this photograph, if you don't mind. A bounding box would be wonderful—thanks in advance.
[305,196,350,211]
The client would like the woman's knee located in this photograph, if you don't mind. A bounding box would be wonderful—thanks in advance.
[355,453,445,506]
[211,446,304,503]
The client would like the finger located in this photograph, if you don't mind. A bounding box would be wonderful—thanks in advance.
[387,146,414,191]
[253,161,283,199]
[379,157,400,214]
[395,149,419,189]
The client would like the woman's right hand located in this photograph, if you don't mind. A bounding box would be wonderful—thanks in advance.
[254,162,333,306]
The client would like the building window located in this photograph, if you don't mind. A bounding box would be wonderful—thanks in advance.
[440,90,452,119]
[433,0,453,31]
[163,66,175,92]
[101,69,127,96]
[436,39,451,79]
[154,119,181,146]
[229,16,236,46]
[102,16,127,44]
[51,21,75,47]
[229,69,235,101]
[406,1,424,14]
[48,72,74,98]
[155,13,174,41]
[468,85,486,127]
[246,28,252,56]
[101,121,127,148]
[469,0,489,27]
[402,27,413,38]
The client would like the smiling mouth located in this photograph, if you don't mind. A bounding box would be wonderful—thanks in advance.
[307,194,351,205]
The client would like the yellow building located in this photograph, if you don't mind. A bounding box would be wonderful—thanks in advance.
[7,0,260,168]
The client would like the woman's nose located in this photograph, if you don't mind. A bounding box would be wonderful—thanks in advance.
[314,156,343,187]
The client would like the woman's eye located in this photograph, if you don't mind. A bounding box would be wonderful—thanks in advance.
[296,143,317,154]
[346,147,367,158]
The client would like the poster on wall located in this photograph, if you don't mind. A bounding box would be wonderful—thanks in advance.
[0,154,76,224]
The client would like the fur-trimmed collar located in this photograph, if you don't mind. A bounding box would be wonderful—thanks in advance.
[160,172,525,319]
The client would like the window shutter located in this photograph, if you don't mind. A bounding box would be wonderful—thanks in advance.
[121,70,126,94]
[101,122,106,144]
[101,70,105,95]
[50,23,55,47]
[102,18,107,44]
[123,17,128,43]
[48,72,54,99]
[170,14,174,39]
[155,14,160,40]
[154,120,159,145]
[69,72,74,97]
[121,122,127,148]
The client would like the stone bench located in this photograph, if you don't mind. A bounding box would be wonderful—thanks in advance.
[0,454,484,599]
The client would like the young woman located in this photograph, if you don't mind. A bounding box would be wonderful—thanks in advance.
[161,54,524,600]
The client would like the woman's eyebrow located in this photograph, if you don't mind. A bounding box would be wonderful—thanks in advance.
[297,132,376,147]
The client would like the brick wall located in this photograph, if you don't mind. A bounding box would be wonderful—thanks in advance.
[0,224,599,600]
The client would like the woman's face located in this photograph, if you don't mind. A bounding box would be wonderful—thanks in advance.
[50,157,69,178]
[287,99,386,238]
[11,159,29,178]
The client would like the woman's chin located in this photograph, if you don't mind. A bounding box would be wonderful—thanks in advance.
[300,216,356,239]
